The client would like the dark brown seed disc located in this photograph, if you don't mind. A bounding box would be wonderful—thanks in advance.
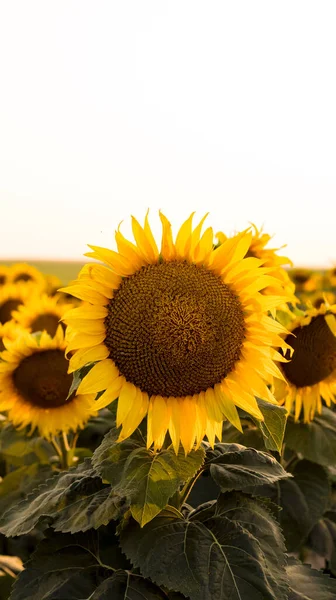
[104,261,245,397]
[292,272,310,285]
[13,349,73,408]
[30,313,65,337]
[13,273,33,282]
[0,276,6,286]
[282,315,336,387]
[0,300,22,324]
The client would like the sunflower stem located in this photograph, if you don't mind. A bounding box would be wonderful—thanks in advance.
[178,468,204,508]
[59,432,71,469]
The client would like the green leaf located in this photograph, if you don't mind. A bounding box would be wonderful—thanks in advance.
[0,459,125,537]
[254,398,287,453]
[10,525,129,600]
[90,572,169,599]
[248,459,330,552]
[0,463,53,515]
[93,428,205,526]
[120,495,289,600]
[286,557,336,599]
[205,442,290,491]
[0,425,54,467]
[291,460,330,527]
[285,408,336,466]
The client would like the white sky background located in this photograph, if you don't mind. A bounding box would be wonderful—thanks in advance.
[0,1,335,267]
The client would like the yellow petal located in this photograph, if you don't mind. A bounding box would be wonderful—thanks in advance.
[68,344,110,373]
[59,285,108,305]
[175,213,195,258]
[215,384,243,432]
[116,381,138,428]
[159,211,176,261]
[118,389,149,440]
[86,245,135,276]
[93,376,125,410]
[77,359,119,394]
[131,216,157,263]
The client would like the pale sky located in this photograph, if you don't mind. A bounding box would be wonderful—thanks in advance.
[0,1,335,267]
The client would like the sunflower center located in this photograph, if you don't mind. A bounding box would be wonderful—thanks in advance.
[104,261,245,397]
[293,273,310,284]
[282,315,336,387]
[14,273,33,282]
[0,300,21,324]
[0,276,6,285]
[13,349,74,408]
[30,313,64,337]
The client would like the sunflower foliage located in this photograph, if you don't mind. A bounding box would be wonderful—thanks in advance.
[0,407,334,600]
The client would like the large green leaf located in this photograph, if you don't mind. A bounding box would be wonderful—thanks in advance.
[120,494,289,600]
[204,442,290,491]
[10,526,130,600]
[285,408,336,466]
[291,460,330,527]
[0,460,124,537]
[0,424,54,467]
[93,428,205,526]
[286,557,336,599]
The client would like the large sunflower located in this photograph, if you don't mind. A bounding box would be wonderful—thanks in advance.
[0,284,33,325]
[62,212,291,453]
[216,225,295,301]
[0,326,97,438]
[273,304,336,422]
[7,262,46,288]
[12,293,73,337]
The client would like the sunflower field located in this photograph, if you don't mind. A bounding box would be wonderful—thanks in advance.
[1,214,336,600]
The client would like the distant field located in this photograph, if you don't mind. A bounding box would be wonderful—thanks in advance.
[0,260,86,285]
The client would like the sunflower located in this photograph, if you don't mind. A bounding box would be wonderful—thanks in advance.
[12,293,73,337]
[216,225,296,301]
[0,265,9,287]
[325,266,336,289]
[62,212,291,454]
[0,326,97,438]
[273,304,336,423]
[0,284,34,325]
[0,321,25,352]
[300,290,336,310]
[288,268,322,293]
[7,262,46,288]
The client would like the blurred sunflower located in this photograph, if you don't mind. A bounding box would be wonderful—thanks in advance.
[0,266,9,287]
[0,284,33,325]
[325,266,336,289]
[0,321,25,352]
[216,225,296,302]
[273,304,336,422]
[44,274,62,295]
[0,326,97,438]
[288,268,322,293]
[7,262,46,288]
[62,212,290,454]
[12,293,73,337]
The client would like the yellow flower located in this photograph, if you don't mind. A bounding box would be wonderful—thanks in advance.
[289,268,322,293]
[273,304,336,422]
[0,326,97,439]
[300,290,336,310]
[0,284,35,325]
[325,266,336,289]
[62,212,290,454]
[12,293,73,337]
[7,263,46,288]
[216,225,296,301]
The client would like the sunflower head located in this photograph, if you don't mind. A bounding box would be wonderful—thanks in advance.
[62,212,291,454]
[0,326,97,439]
[7,263,46,288]
[11,293,73,337]
[289,268,322,293]
[0,284,35,325]
[274,304,336,422]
